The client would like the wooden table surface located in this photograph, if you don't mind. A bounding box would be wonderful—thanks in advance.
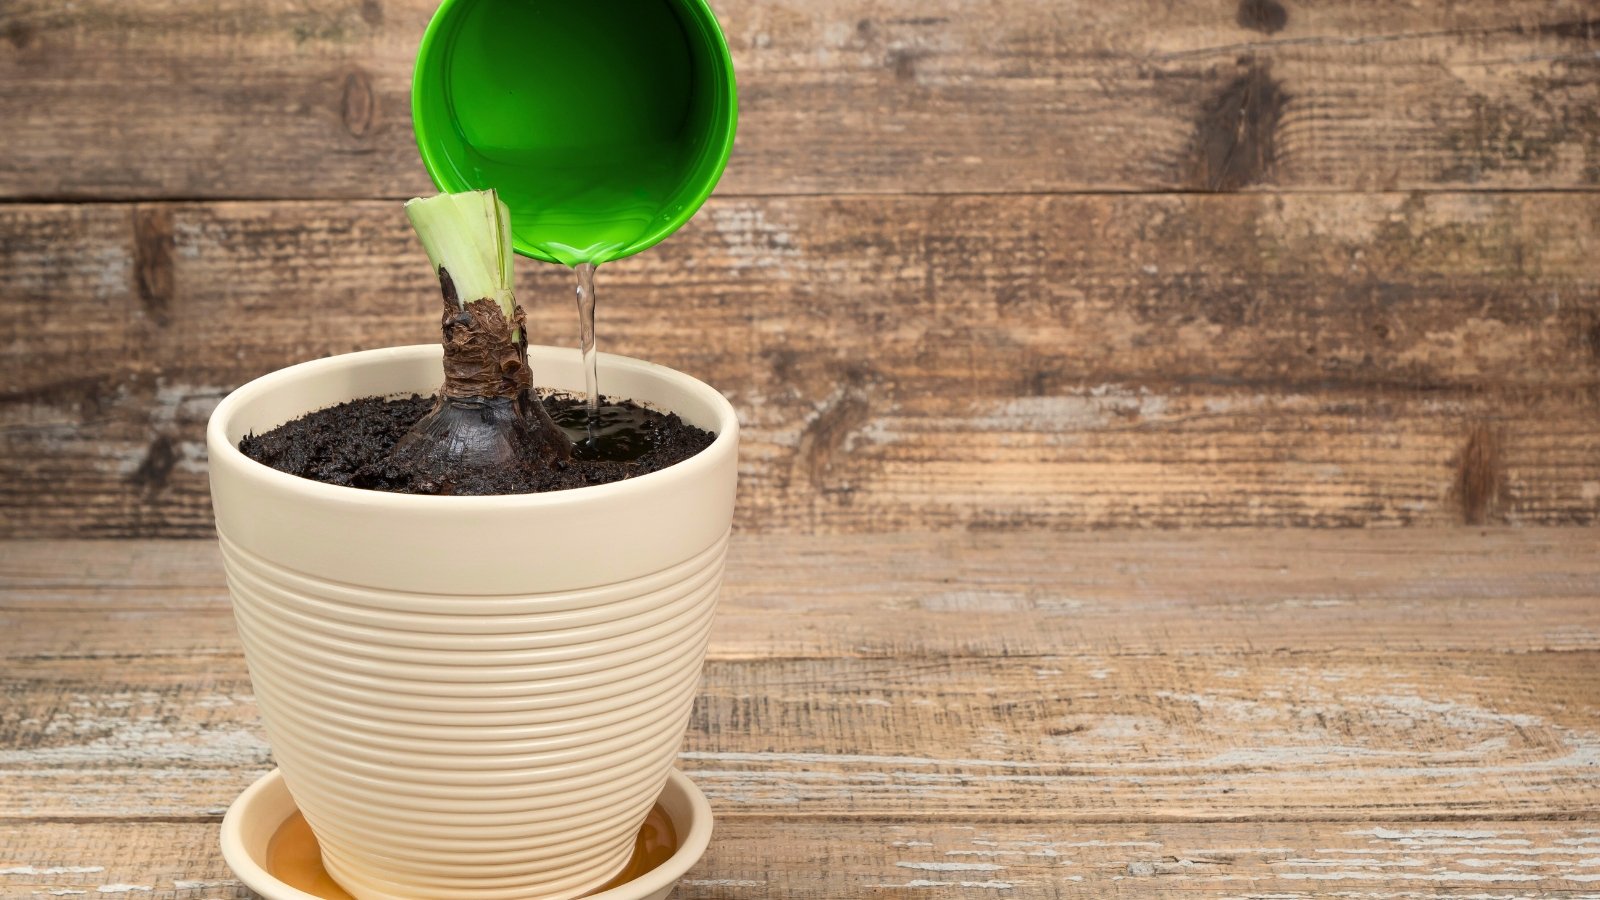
[4,530,1599,897]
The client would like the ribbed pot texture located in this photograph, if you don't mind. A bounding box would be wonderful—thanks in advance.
[207,346,739,900]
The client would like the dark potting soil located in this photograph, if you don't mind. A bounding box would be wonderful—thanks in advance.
[239,394,715,496]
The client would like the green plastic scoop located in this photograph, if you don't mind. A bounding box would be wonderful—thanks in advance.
[411,0,738,266]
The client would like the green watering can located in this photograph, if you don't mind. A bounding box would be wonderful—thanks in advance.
[411,0,739,266]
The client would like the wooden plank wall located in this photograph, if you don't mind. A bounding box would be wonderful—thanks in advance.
[1,0,1597,536]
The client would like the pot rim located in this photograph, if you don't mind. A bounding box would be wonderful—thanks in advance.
[207,344,739,510]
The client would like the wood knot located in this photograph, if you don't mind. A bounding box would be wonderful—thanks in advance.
[130,434,178,493]
[1583,316,1600,364]
[887,48,926,82]
[132,206,175,327]
[1451,422,1505,526]
[340,67,375,138]
[794,380,873,493]
[1236,0,1288,35]
[5,19,35,49]
[1184,57,1287,191]
[359,0,384,26]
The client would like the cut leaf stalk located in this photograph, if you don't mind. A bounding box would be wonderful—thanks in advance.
[405,190,518,331]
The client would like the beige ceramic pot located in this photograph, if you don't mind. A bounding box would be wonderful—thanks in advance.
[207,345,738,900]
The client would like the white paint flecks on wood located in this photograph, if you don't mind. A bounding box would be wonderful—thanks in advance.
[5,637,1599,820]
[6,820,1600,897]
[2,534,1599,891]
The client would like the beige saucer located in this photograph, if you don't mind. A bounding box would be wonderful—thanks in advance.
[221,768,713,900]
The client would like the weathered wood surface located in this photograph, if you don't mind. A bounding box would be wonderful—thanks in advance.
[7,820,1600,897]
[3,534,1600,895]
[9,649,1600,821]
[2,0,1598,198]
[4,193,1598,537]
[9,646,1600,821]
[4,534,1600,822]
[5,531,1600,661]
